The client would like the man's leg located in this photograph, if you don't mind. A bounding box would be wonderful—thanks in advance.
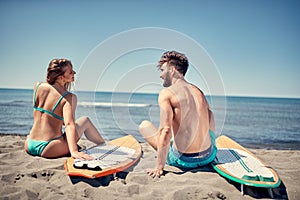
[138,120,158,150]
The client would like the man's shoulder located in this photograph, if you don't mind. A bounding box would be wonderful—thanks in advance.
[159,86,178,96]
[189,83,203,93]
[159,88,174,97]
[158,88,174,102]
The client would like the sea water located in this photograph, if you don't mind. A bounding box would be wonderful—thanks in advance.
[0,88,299,150]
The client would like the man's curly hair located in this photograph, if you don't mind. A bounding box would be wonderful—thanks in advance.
[157,51,189,76]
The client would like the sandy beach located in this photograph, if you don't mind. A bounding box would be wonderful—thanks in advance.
[1,135,299,200]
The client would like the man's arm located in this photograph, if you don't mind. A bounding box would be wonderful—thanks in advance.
[147,89,173,178]
[208,109,215,133]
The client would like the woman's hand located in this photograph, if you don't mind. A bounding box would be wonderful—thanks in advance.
[71,151,94,160]
[146,168,164,178]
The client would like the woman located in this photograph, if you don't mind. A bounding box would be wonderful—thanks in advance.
[25,59,104,160]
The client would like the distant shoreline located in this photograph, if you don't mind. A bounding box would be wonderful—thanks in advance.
[1,87,299,99]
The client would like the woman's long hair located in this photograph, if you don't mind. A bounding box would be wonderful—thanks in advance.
[47,59,72,91]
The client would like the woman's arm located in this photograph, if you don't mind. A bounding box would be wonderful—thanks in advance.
[63,94,77,153]
[63,94,93,160]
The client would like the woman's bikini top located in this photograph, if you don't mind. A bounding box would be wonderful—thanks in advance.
[33,82,70,121]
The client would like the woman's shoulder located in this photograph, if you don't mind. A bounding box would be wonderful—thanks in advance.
[67,92,76,97]
[64,91,77,101]
[33,82,51,92]
[34,82,51,88]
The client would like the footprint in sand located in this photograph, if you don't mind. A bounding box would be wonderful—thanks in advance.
[12,170,55,183]
[14,173,25,183]
[172,187,227,200]
[29,170,55,181]
[207,191,227,199]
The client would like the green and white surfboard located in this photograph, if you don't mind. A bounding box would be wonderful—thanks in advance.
[211,135,281,196]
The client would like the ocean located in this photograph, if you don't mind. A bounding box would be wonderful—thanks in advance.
[0,88,299,150]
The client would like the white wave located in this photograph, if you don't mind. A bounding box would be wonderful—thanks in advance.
[78,101,151,108]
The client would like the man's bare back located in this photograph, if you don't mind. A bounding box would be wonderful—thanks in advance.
[166,79,212,153]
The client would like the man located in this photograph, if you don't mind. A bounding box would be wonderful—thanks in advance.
[139,51,217,178]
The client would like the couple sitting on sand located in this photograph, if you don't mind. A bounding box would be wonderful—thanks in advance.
[24,51,217,178]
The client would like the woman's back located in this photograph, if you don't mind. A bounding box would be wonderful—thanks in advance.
[30,83,68,141]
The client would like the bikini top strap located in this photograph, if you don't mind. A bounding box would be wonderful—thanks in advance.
[51,91,70,112]
[33,82,42,107]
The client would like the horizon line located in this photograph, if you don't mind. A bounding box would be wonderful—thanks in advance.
[0,86,300,100]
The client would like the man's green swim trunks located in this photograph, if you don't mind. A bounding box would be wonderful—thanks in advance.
[166,130,217,169]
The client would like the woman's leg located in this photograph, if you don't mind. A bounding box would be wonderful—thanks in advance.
[76,116,105,144]
[139,120,158,150]
[40,116,103,158]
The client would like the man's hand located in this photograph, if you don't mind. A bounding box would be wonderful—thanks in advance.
[71,151,94,160]
[146,168,164,178]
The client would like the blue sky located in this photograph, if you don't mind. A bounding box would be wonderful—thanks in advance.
[0,0,299,98]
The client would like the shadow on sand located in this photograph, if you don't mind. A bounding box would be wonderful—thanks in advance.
[69,171,129,187]
[166,165,289,199]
